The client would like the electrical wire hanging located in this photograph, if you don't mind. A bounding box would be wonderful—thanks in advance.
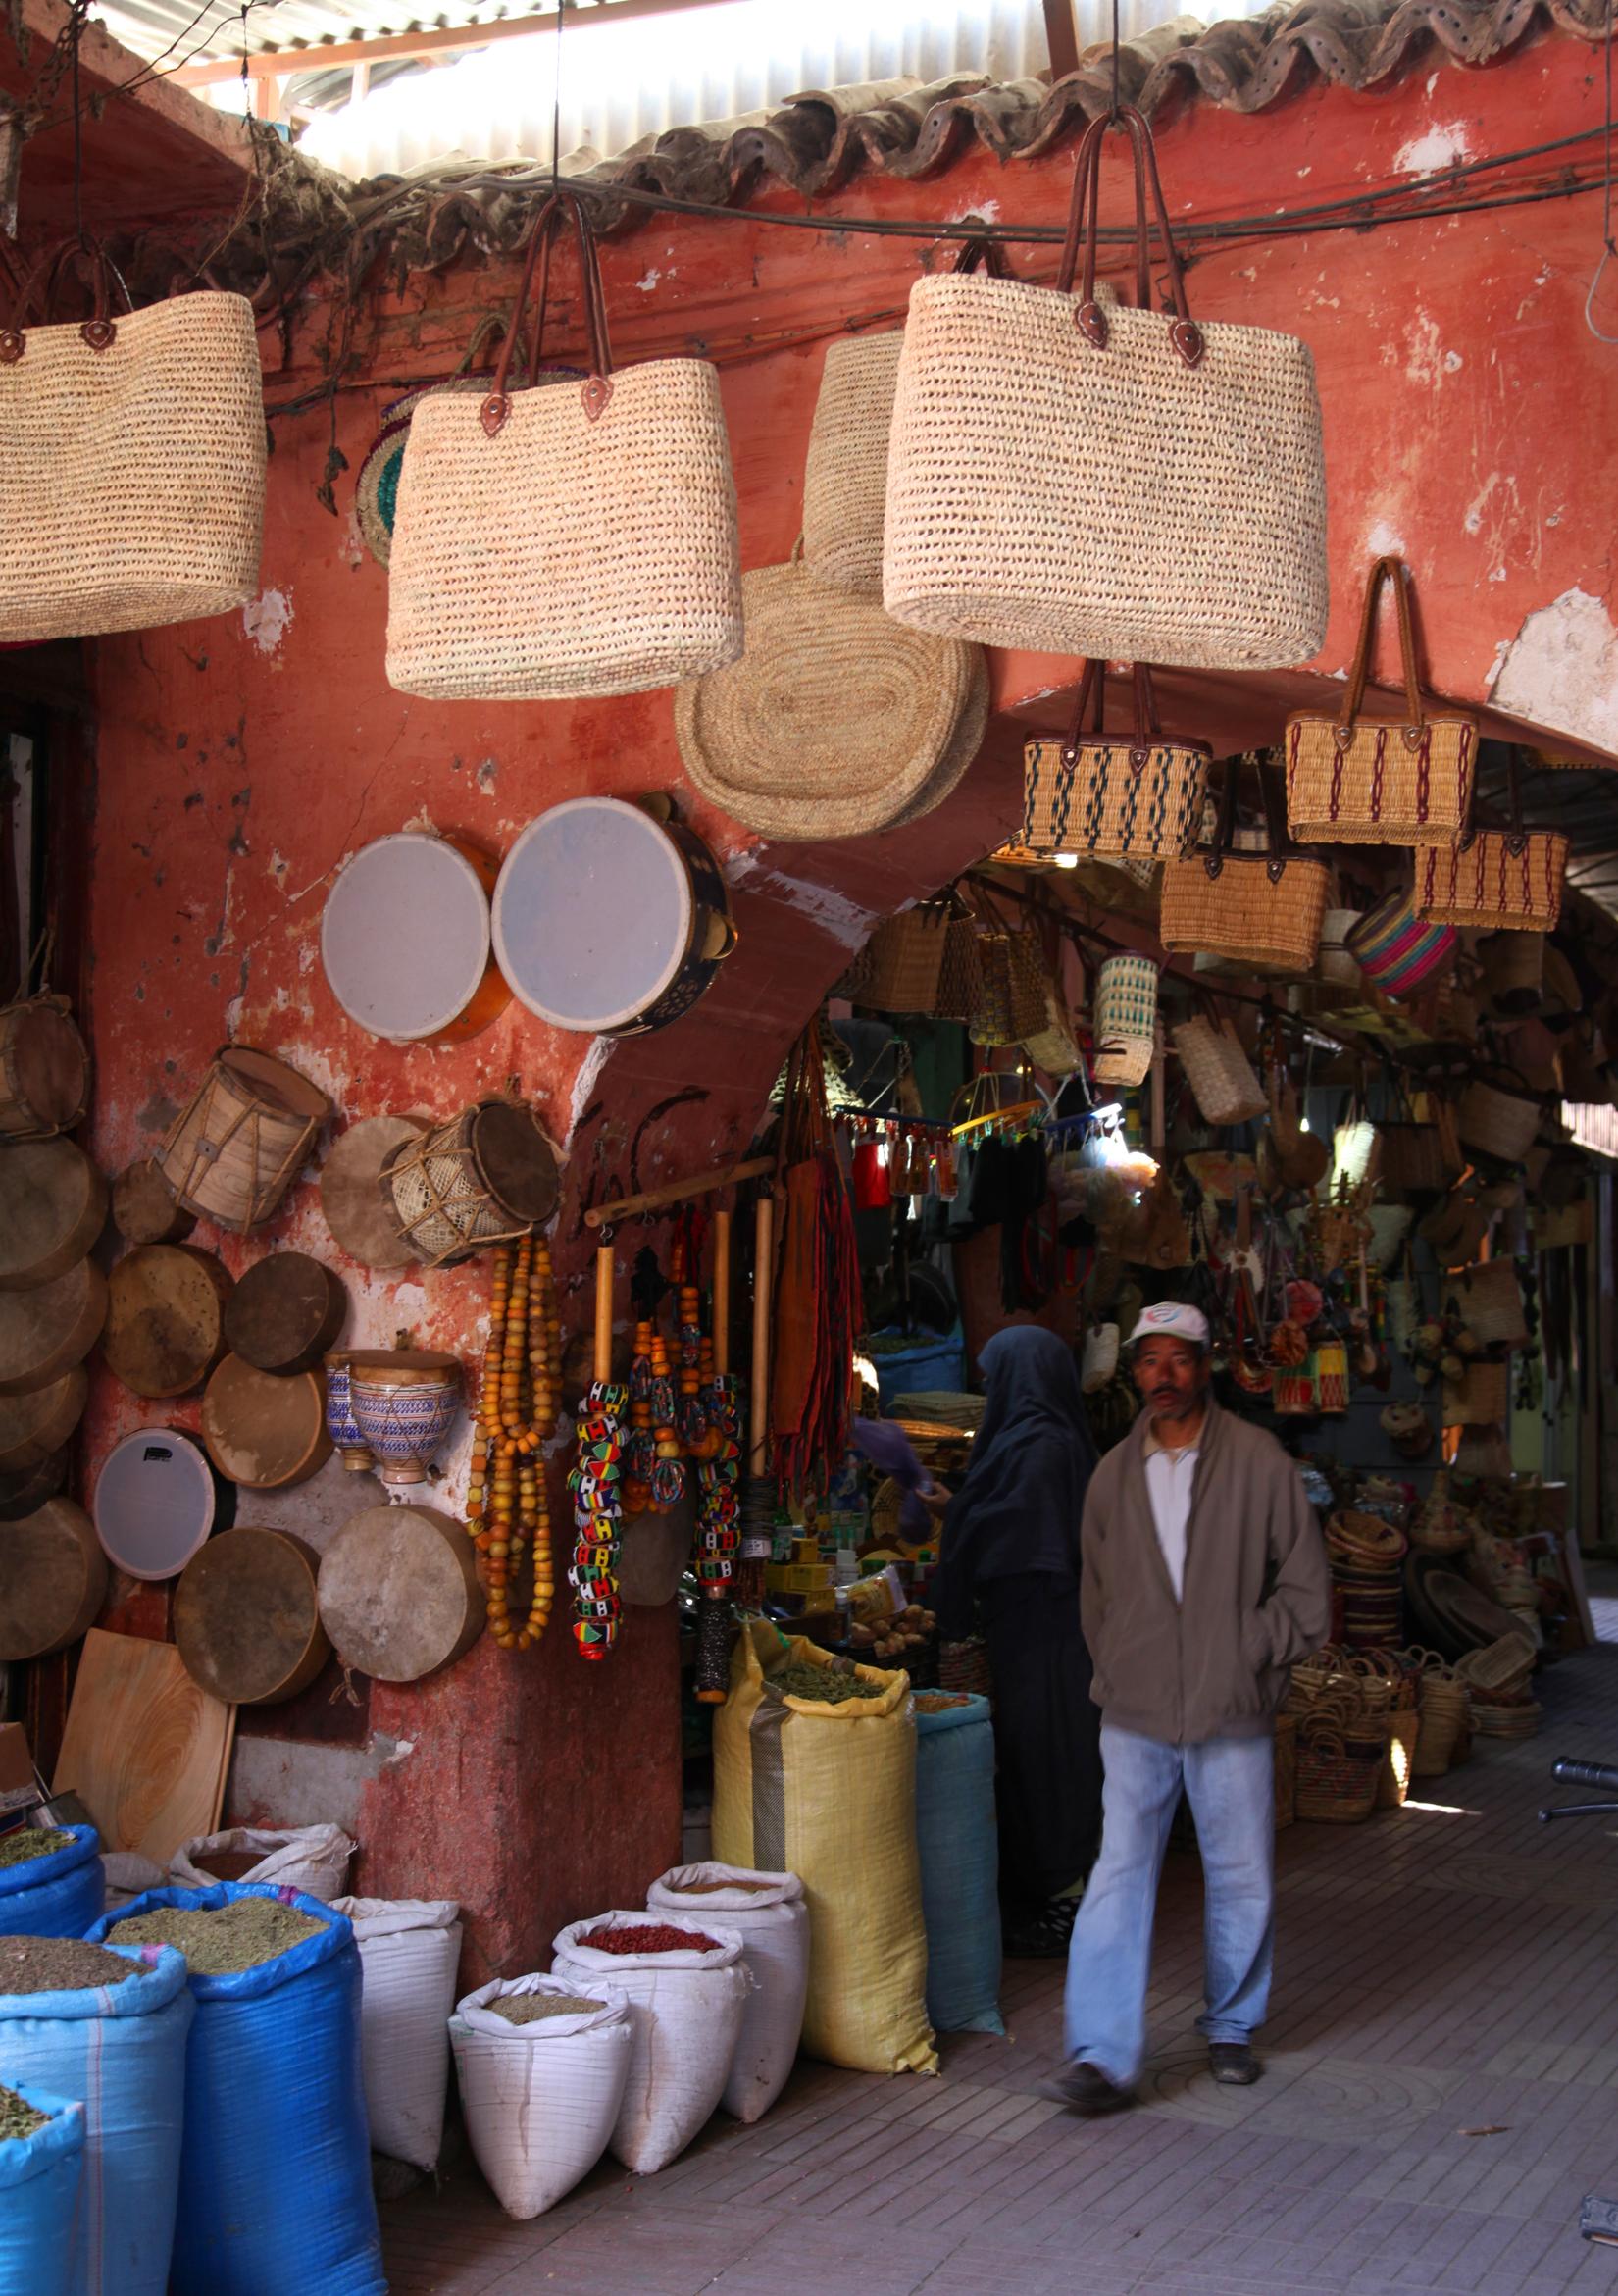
[1586,0,1618,340]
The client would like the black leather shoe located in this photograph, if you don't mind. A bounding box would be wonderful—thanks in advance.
[1040,2060,1134,2115]
[1209,2042,1261,2086]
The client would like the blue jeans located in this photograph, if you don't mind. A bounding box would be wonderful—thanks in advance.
[1062,1722,1275,2086]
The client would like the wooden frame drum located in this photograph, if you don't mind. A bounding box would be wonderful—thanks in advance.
[321,831,510,1045]
[492,796,735,1038]
[0,995,90,1141]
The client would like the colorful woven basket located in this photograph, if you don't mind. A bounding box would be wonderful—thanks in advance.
[1346,890,1457,1000]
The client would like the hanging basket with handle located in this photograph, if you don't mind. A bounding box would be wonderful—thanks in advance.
[1161,749,1329,972]
[882,103,1328,668]
[1286,558,1476,846]
[1414,746,1568,933]
[387,190,742,700]
[1022,659,1209,865]
[0,240,264,643]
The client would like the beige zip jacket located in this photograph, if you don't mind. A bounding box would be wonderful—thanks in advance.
[1080,1397,1332,1746]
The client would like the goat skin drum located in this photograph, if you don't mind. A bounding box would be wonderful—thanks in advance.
[322,831,509,1044]
[319,1114,427,1271]
[174,1525,329,1705]
[492,798,734,1036]
[0,1137,107,1291]
[224,1252,347,1376]
[201,1355,331,1489]
[0,1257,107,1397]
[0,1497,108,1658]
[102,1244,232,1399]
[0,1366,87,1476]
[111,1157,196,1247]
[318,1503,484,1681]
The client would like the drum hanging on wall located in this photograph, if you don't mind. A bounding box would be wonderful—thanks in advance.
[158,1046,330,1231]
[201,1355,332,1490]
[319,1114,427,1270]
[492,796,735,1037]
[0,1138,107,1291]
[224,1252,347,1376]
[175,1526,329,1706]
[0,1257,106,1397]
[381,1099,558,1269]
[321,831,510,1045]
[103,1244,233,1399]
[93,1426,229,1580]
[111,1158,196,1247]
[0,995,90,1141]
[318,1502,484,1682]
[0,1498,107,1659]
[0,1366,87,1477]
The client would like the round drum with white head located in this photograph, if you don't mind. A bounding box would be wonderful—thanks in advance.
[93,1426,228,1580]
[322,832,509,1044]
[492,798,734,1037]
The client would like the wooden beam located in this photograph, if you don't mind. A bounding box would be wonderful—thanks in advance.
[170,0,717,87]
[1041,0,1081,81]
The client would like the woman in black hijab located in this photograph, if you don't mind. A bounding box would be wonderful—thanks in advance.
[932,1324,1103,1959]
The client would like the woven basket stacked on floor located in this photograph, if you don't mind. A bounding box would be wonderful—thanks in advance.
[1456,1634,1539,1737]
[1292,1697,1390,1824]
[1326,1512,1408,1652]
[1407,1649,1472,1776]
[675,556,989,838]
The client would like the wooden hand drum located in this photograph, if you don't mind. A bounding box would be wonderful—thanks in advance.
[175,1526,329,1705]
[0,1258,106,1397]
[224,1253,347,1376]
[0,1138,107,1291]
[0,1498,107,1658]
[202,1355,331,1490]
[318,1503,484,1682]
[103,1245,232,1399]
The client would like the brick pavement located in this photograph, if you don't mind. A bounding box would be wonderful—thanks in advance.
[382,1629,1618,2296]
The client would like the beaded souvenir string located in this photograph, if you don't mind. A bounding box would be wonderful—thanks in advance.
[465,1235,560,1652]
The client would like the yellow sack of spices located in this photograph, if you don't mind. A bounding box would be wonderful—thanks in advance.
[713,1621,937,2077]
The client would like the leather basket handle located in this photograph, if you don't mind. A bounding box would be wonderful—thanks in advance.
[1055,105,1202,369]
[0,235,127,364]
[1336,557,1427,752]
[481,189,614,437]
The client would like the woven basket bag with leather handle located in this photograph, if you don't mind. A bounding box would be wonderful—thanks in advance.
[388,191,742,700]
[1414,745,1569,931]
[883,104,1327,669]
[1287,558,1476,846]
[0,245,264,642]
[1160,752,1328,972]
[1023,660,1209,864]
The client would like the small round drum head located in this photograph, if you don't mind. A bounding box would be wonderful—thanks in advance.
[93,1427,220,1580]
[471,1103,559,1225]
[323,833,496,1043]
[493,799,694,1034]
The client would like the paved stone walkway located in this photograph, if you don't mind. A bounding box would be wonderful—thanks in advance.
[382,1631,1618,2296]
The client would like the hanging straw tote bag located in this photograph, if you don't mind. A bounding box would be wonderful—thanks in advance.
[1171,1014,1267,1127]
[0,243,264,642]
[883,104,1328,669]
[1159,752,1328,972]
[1092,953,1158,1088]
[1287,558,1477,845]
[1447,1258,1528,1349]
[388,191,742,699]
[1414,747,1569,932]
[673,551,986,838]
[801,236,1012,599]
[1022,661,1209,864]
[1456,1070,1542,1164]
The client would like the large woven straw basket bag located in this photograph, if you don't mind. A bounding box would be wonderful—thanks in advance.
[1414,748,1568,931]
[388,192,742,699]
[802,236,1012,599]
[0,249,263,642]
[1172,1014,1266,1128]
[1287,558,1477,845]
[673,552,986,838]
[1023,660,1209,864]
[883,105,1327,668]
[1160,750,1328,973]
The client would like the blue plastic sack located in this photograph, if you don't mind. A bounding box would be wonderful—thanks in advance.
[0,2078,84,2296]
[0,1827,103,1940]
[914,1693,1004,2034]
[872,1328,964,1412]
[0,1940,190,2296]
[89,1883,383,2296]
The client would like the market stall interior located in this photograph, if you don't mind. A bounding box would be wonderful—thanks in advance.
[1,0,1617,2278]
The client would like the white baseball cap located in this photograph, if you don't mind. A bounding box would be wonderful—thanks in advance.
[1131,1301,1210,1351]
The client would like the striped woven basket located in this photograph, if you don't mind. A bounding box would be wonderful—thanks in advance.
[1092,953,1159,1088]
[1345,891,1457,1000]
[1294,1719,1387,1824]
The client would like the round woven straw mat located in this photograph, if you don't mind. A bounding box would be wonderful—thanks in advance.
[886,646,990,828]
[674,559,985,839]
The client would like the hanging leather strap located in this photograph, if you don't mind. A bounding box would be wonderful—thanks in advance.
[951,232,1013,278]
[1054,104,1202,369]
[1336,557,1427,751]
[1058,659,1163,770]
[482,188,614,437]
[1203,750,1295,883]
[0,235,127,363]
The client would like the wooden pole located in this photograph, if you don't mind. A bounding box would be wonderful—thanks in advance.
[713,1208,732,1375]
[592,1244,614,1385]
[583,1153,774,1231]
[748,1192,773,1476]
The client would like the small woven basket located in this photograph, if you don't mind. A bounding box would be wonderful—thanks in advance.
[860,907,950,1015]
[1172,1016,1266,1127]
[1294,1718,1387,1824]
[1093,953,1158,1088]
[1457,1077,1542,1163]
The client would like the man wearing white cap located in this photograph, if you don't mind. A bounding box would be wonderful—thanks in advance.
[1047,1299,1330,2116]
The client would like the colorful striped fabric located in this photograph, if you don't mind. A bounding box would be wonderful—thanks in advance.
[1345,891,1456,997]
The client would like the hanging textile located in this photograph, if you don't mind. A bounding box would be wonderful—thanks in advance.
[771,1024,862,1498]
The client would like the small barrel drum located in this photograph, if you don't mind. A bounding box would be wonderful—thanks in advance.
[158,1046,330,1231]
[0,995,90,1141]
[492,796,735,1037]
[321,831,510,1045]
[381,1098,558,1269]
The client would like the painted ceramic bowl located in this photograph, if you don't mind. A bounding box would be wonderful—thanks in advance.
[347,1350,462,1489]
[325,1352,375,1473]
